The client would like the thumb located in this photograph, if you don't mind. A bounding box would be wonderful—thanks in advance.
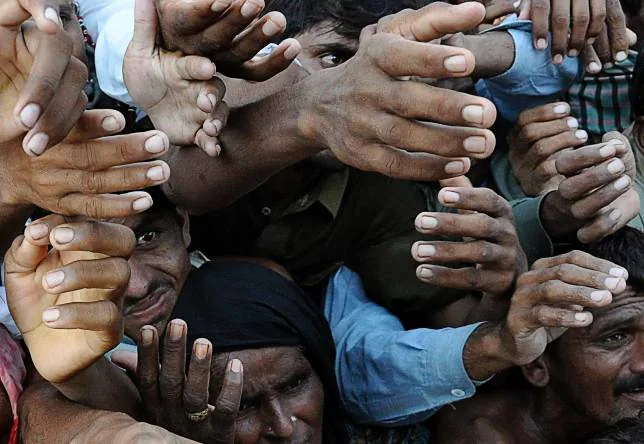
[111,349,139,375]
[130,0,158,53]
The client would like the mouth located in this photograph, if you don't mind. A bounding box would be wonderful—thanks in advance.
[124,287,171,324]
[621,387,644,403]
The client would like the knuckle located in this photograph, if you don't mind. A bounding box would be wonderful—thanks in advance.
[567,250,587,264]
[215,398,239,415]
[83,197,102,218]
[81,173,102,194]
[570,203,590,220]
[552,14,570,28]
[574,13,590,26]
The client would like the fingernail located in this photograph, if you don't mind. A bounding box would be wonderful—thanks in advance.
[536,38,547,50]
[262,19,281,37]
[609,267,628,278]
[575,312,589,322]
[588,38,596,45]
[26,133,49,155]
[207,94,217,110]
[609,209,622,220]
[211,0,230,12]
[568,49,580,57]
[607,139,625,148]
[567,118,578,128]
[575,130,588,140]
[42,307,60,323]
[144,134,167,154]
[444,160,466,175]
[417,244,436,257]
[605,277,621,290]
[53,227,74,244]
[133,196,153,212]
[44,7,61,26]
[607,159,624,174]
[588,62,601,73]
[19,104,41,128]
[231,358,242,373]
[28,224,49,240]
[614,176,630,191]
[141,327,154,345]
[170,321,184,340]
[45,270,65,288]
[591,290,610,302]
[418,267,433,278]
[463,136,487,154]
[599,144,616,158]
[420,215,438,229]
[615,51,628,62]
[462,105,484,124]
[553,103,569,114]
[195,339,209,359]
[240,0,262,18]
[284,43,299,60]
[146,165,167,181]
[443,55,468,73]
[553,54,564,64]
[442,190,460,203]
[101,116,121,132]
[212,119,223,134]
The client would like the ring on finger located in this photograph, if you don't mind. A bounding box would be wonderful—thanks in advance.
[186,404,215,422]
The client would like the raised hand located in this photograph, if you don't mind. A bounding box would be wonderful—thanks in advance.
[112,321,242,444]
[412,187,527,297]
[507,102,588,196]
[154,0,300,81]
[125,0,229,157]
[4,215,136,383]
[0,0,89,155]
[0,109,170,219]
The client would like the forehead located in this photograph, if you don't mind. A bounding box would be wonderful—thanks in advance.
[109,209,178,231]
[295,21,358,52]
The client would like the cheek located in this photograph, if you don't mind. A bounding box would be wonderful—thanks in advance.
[290,378,325,434]
[234,415,263,444]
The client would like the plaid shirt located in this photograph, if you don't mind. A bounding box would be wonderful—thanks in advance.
[566,51,637,142]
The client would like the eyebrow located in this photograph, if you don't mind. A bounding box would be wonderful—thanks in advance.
[310,42,357,53]
[590,309,643,335]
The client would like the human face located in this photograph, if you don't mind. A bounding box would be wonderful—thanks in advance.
[294,22,357,74]
[120,209,191,339]
[211,346,325,444]
[547,287,644,425]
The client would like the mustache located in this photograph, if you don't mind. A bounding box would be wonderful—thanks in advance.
[615,375,644,394]
[124,280,172,305]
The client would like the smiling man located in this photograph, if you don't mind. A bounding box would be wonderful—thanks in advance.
[434,226,644,444]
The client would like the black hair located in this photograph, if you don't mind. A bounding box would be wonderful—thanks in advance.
[583,226,644,292]
[263,0,336,39]
[620,0,642,17]
[630,49,644,118]
[585,417,644,443]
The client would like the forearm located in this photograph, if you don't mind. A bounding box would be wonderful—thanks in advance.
[52,357,140,419]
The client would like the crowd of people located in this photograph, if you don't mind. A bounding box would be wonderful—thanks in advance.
[0,0,643,442]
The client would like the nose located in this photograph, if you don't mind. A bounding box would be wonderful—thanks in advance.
[263,398,294,439]
[629,334,644,374]
[124,256,150,300]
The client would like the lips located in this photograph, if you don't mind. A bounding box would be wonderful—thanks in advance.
[621,388,644,403]
[125,287,170,322]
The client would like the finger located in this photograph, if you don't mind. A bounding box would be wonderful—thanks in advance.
[555,140,621,174]
[383,81,497,128]
[550,0,571,61]
[3,234,49,275]
[160,319,187,413]
[56,190,154,219]
[531,280,614,307]
[137,326,163,420]
[211,359,243,425]
[195,129,222,157]
[558,157,626,199]
[517,116,580,143]
[111,350,138,375]
[516,102,571,127]
[436,187,513,217]
[49,222,136,258]
[64,110,127,142]
[41,300,121,332]
[41,257,130,295]
[203,0,265,54]
[416,264,501,292]
[174,56,217,81]
[485,0,520,22]
[415,211,513,241]
[5,0,62,34]
[594,26,612,66]
[532,306,594,328]
[438,175,473,189]
[14,28,74,136]
[577,189,640,243]
[587,0,607,41]
[532,250,628,278]
[197,77,227,114]
[522,262,626,292]
[23,214,66,245]
[582,41,602,73]
[58,131,170,171]
[129,0,158,55]
[569,174,631,219]
[527,130,587,160]
[412,240,510,265]
[233,38,301,82]
[568,0,590,56]
[606,0,629,63]
[531,0,551,50]
[184,339,212,414]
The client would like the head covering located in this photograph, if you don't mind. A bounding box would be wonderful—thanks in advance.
[172,261,347,443]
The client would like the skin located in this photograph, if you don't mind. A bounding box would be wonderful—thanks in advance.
[435,287,644,444]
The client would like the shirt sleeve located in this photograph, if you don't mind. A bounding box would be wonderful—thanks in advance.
[324,266,483,426]
[475,18,583,122]
[77,0,136,106]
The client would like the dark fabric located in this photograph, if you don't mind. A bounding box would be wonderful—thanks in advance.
[172,261,348,443]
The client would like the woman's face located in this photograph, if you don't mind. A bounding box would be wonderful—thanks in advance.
[210,346,325,444]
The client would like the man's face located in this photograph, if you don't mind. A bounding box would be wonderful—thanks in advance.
[211,346,325,444]
[119,209,191,339]
[546,287,644,425]
[294,21,357,74]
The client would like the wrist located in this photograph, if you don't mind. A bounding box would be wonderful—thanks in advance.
[463,322,516,381]
[540,191,581,241]
[293,74,334,156]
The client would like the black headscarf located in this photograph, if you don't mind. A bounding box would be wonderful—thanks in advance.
[172,260,348,443]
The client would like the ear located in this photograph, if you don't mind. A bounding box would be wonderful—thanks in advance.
[176,207,191,248]
[521,355,551,388]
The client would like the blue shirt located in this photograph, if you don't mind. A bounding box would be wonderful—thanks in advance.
[324,266,483,426]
